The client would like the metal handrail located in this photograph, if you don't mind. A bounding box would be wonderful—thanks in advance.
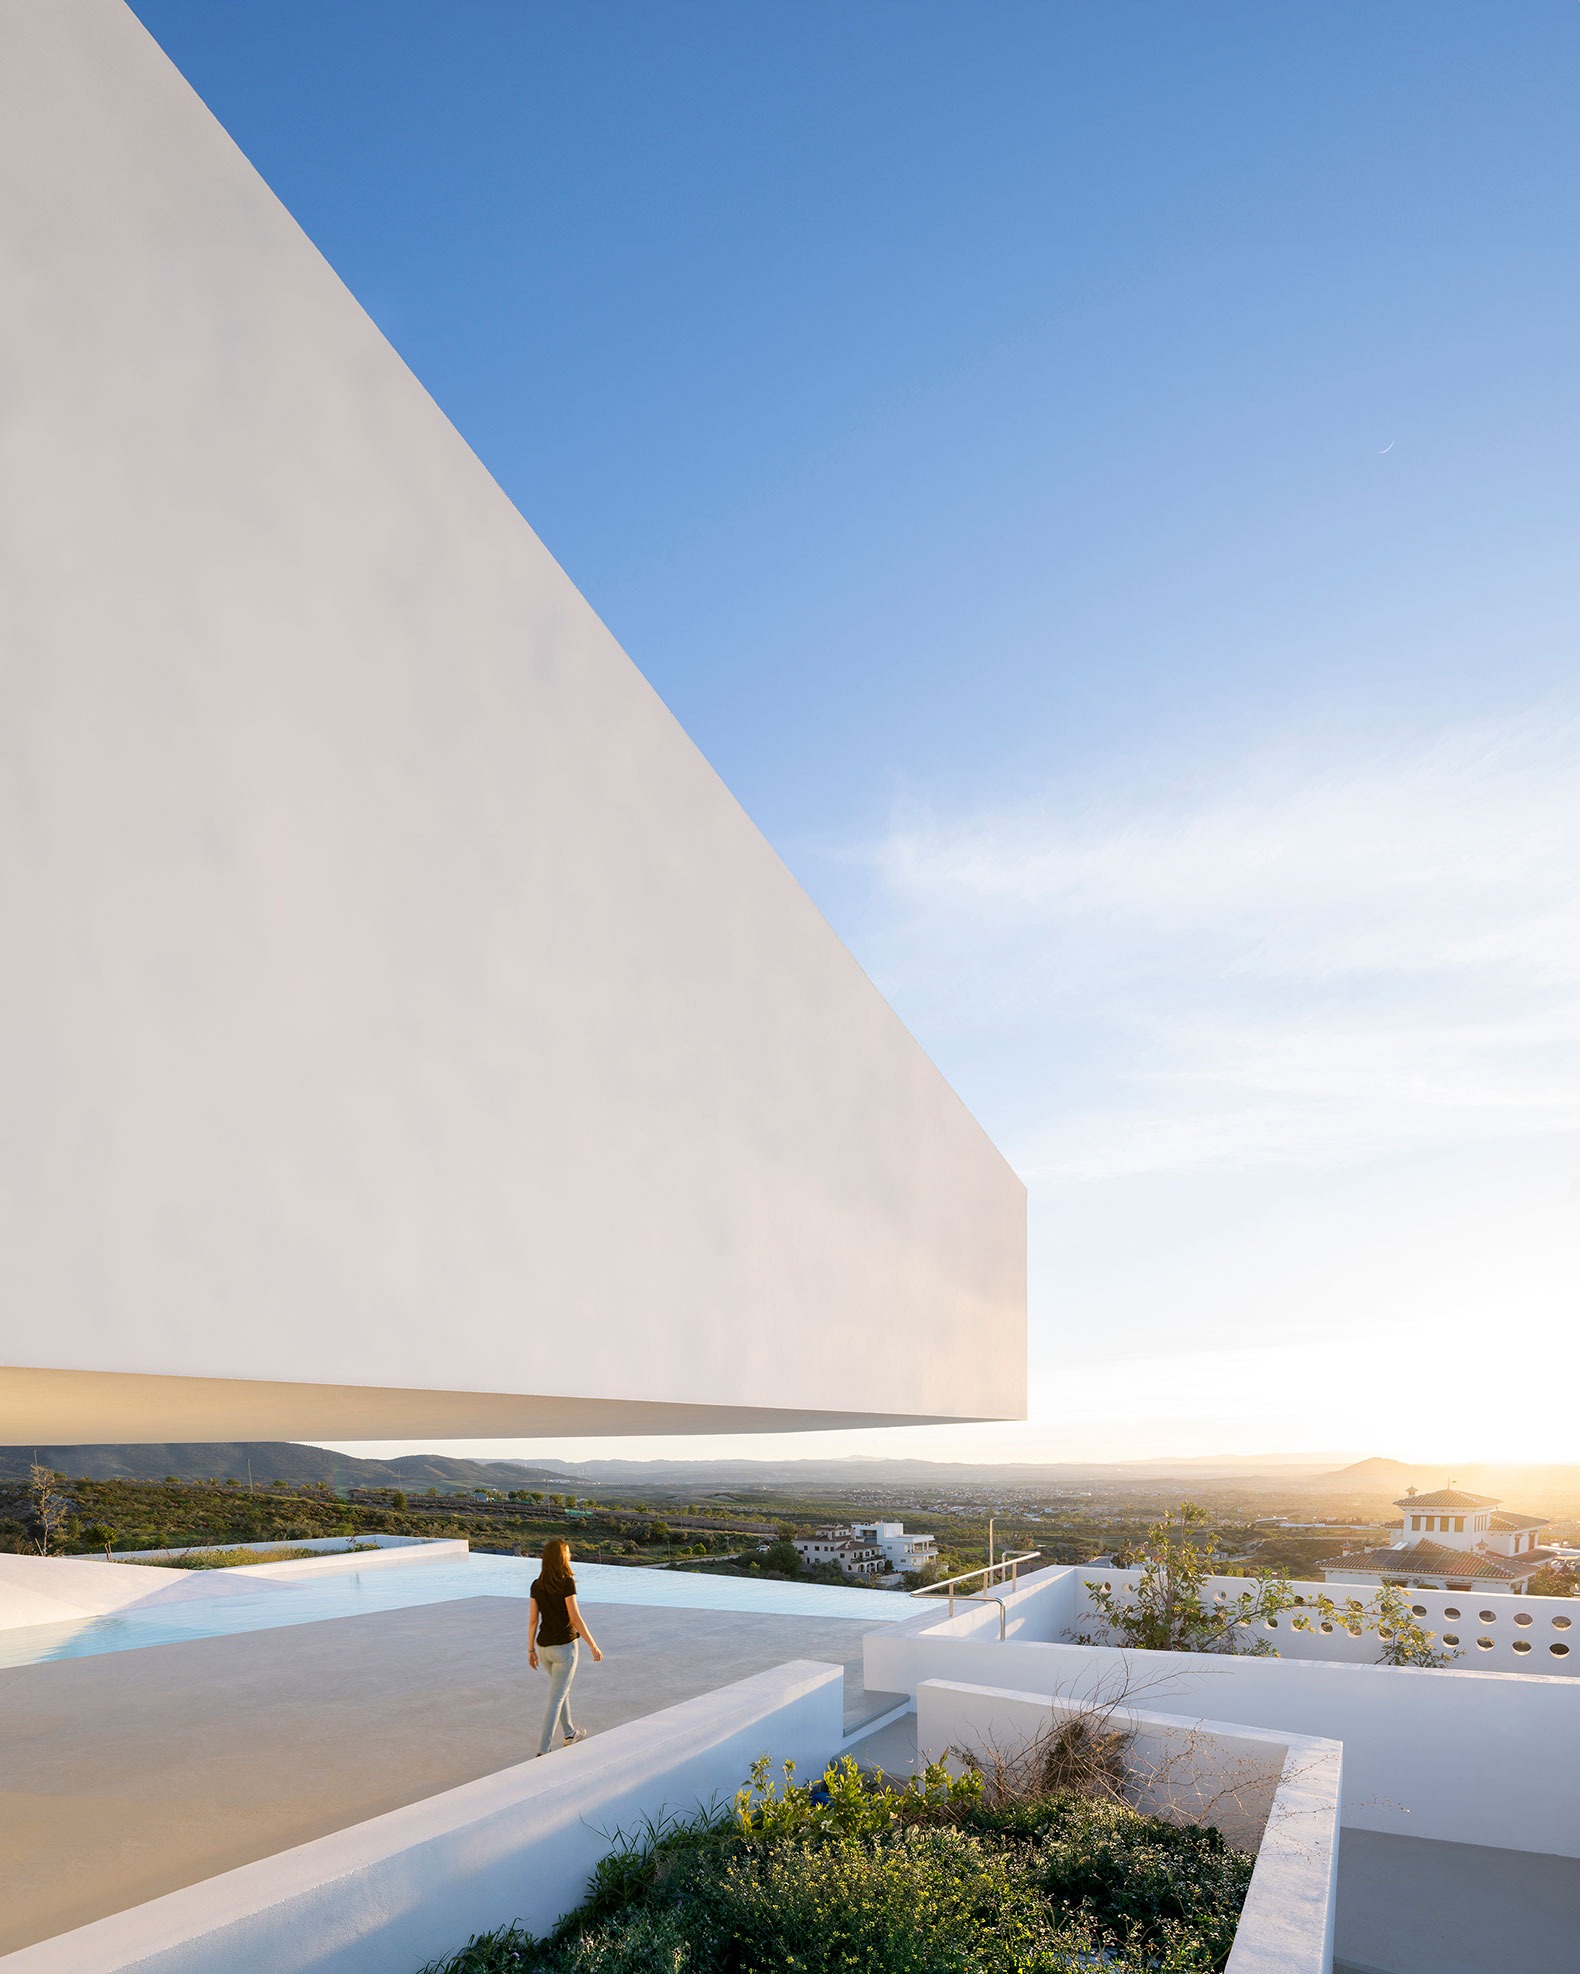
[910,1550,1041,1619]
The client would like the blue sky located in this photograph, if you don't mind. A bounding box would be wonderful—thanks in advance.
[134,2,1580,1464]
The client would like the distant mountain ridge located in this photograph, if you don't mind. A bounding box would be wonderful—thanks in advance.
[520,1453,1349,1486]
[6,1443,1574,1512]
[1319,1457,1580,1508]
[0,1442,563,1491]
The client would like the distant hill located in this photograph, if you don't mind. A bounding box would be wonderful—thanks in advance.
[10,1443,1571,1513]
[1320,1458,1580,1514]
[0,1442,564,1492]
[519,1453,1347,1489]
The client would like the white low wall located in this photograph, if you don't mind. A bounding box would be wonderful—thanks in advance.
[894,1563,1578,1681]
[0,1553,291,1631]
[870,1630,1579,1859]
[0,1659,845,1974]
[110,1534,455,1564]
[916,1678,1341,1974]
[1077,1570,1578,1677]
[0,1540,466,1634]
[235,1538,465,1580]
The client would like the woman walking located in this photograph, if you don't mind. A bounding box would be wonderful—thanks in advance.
[528,1537,603,1756]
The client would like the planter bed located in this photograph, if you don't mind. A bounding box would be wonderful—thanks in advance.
[424,1753,1254,1974]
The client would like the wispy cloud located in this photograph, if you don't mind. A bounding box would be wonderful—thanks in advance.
[855,714,1580,1179]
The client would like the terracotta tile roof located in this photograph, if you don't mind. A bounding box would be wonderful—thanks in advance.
[1393,1488,1500,1510]
[1487,1512,1548,1532]
[1317,1540,1536,1583]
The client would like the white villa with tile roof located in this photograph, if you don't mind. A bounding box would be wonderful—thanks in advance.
[1318,1486,1558,1593]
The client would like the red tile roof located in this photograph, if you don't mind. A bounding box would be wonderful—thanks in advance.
[1317,1540,1544,1584]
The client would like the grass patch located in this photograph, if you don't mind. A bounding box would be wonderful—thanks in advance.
[125,1541,374,1570]
[422,1754,1253,1973]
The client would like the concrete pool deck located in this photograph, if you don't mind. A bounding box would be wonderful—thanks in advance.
[0,1594,891,1954]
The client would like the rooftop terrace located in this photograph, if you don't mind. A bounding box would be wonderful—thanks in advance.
[0,1549,905,1956]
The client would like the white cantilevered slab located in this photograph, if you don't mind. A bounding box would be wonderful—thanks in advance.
[0,1,1025,1442]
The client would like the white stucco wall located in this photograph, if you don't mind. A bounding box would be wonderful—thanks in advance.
[884,1565,1578,1682]
[867,1626,1580,1859]
[0,0,1025,1443]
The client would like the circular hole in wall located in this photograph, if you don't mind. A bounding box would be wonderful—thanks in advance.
[1479,1610,1497,1624]
[1514,1612,1533,1626]
[1553,1616,1572,1630]
[1443,1634,1461,1647]
[1552,1643,1570,1657]
[1513,1639,1532,1654]
[1411,1604,1427,1617]
[1475,1637,1494,1650]
[1443,1607,1461,1620]
[1319,1620,1334,1633]
[1265,1618,1279,1628]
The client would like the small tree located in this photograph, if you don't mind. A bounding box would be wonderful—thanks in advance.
[1079,1502,1458,1668]
[392,1490,408,1512]
[1324,1583,1458,1667]
[761,1537,802,1576]
[1079,1503,1298,1655]
[29,1465,70,1556]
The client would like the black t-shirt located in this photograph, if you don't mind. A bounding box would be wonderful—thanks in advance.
[532,1572,577,1647]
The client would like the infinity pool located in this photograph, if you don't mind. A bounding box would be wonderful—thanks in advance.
[0,1551,912,1670]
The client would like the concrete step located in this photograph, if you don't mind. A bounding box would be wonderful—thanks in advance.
[842,1685,908,1737]
[844,1707,918,1777]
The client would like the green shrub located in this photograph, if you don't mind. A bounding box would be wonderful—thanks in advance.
[422,1755,1252,1974]
[125,1540,375,1570]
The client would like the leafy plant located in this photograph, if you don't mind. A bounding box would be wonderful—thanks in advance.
[733,1752,982,1840]
[421,1750,1253,1974]
[1322,1583,1458,1668]
[1077,1502,1460,1668]
[1077,1503,1299,1655]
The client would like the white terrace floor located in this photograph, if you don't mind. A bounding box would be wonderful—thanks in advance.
[0,1558,905,1955]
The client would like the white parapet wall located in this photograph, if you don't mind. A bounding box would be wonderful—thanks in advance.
[868,1626,1580,1859]
[916,1678,1341,1974]
[0,1540,467,1634]
[0,1552,286,1632]
[0,1659,845,1974]
[1076,1569,1578,1677]
[111,1535,467,1578]
[872,1562,1579,1687]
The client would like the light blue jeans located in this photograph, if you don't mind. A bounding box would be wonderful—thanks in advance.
[537,1639,580,1753]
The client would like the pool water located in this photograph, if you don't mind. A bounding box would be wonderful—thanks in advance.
[0,1552,911,1670]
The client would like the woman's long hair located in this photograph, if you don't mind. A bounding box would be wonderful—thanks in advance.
[538,1536,573,1587]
